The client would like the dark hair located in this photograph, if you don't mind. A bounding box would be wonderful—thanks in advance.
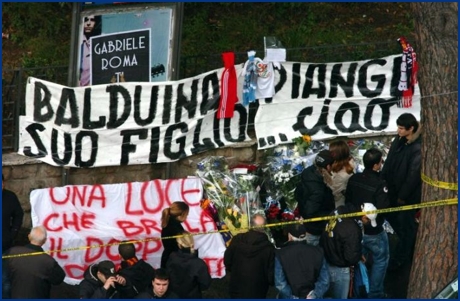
[118,241,136,260]
[161,201,190,228]
[83,15,102,37]
[153,268,170,281]
[363,148,383,169]
[396,113,418,132]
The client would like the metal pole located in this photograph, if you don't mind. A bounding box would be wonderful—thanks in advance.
[62,2,81,186]
[67,2,82,87]
[165,2,184,179]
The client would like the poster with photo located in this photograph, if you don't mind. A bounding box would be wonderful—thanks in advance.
[90,29,151,85]
[77,5,175,86]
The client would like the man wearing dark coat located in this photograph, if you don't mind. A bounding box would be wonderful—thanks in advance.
[135,268,179,299]
[2,174,24,298]
[117,241,155,298]
[79,260,136,299]
[5,226,65,298]
[346,148,390,298]
[223,213,275,298]
[2,174,24,253]
[320,205,363,299]
[295,150,336,246]
[275,223,325,299]
[381,113,422,270]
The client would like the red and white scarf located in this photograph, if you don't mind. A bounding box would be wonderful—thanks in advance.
[397,37,418,108]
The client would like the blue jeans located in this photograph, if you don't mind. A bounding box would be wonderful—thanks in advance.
[275,254,329,299]
[362,230,389,298]
[326,264,350,299]
[312,258,330,298]
[274,256,293,299]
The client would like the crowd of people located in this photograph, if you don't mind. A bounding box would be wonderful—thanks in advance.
[223,112,421,299]
[2,112,421,299]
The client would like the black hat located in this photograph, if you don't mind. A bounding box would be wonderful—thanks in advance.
[286,223,307,239]
[315,150,334,168]
[98,260,117,277]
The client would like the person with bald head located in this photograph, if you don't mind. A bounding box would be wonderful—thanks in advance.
[223,213,275,298]
[5,225,65,298]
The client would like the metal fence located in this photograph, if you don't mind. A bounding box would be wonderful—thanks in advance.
[2,66,69,152]
[179,41,402,79]
[2,41,401,152]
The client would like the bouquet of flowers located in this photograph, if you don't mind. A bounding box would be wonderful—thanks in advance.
[196,157,260,237]
[262,138,327,221]
[292,134,312,156]
[267,156,303,219]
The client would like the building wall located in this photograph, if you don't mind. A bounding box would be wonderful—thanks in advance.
[2,140,260,229]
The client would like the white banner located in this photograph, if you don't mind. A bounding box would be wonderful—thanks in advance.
[255,55,420,148]
[18,54,420,167]
[19,69,250,167]
[30,178,227,285]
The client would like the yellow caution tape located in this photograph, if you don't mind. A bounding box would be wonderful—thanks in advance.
[2,198,457,259]
[421,173,458,191]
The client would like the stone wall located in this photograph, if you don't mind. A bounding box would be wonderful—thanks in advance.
[2,140,260,230]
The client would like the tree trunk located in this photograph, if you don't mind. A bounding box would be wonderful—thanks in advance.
[407,2,458,299]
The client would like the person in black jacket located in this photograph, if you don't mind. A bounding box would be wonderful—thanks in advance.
[275,223,325,299]
[5,226,65,299]
[320,204,363,299]
[2,174,24,253]
[117,241,155,298]
[381,113,422,270]
[223,213,275,298]
[161,201,190,268]
[295,150,336,246]
[346,148,390,298]
[135,268,179,299]
[166,231,211,298]
[79,260,135,299]
[2,174,24,298]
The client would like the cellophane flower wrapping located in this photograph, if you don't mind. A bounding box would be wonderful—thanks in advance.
[347,139,391,173]
[196,157,262,238]
[262,140,327,222]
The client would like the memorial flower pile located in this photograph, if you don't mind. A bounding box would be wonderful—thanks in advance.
[196,157,261,237]
[262,139,327,223]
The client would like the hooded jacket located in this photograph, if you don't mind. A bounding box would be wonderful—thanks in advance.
[79,264,119,299]
[381,125,422,206]
[166,250,212,298]
[79,263,136,299]
[295,165,335,235]
[223,230,275,298]
[320,206,362,268]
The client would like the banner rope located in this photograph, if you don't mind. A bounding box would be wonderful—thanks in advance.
[2,198,457,260]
